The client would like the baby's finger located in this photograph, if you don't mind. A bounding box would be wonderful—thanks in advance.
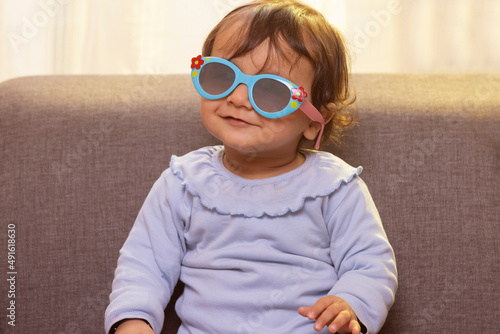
[349,319,361,334]
[327,309,351,333]
[302,296,336,320]
[297,306,312,318]
[312,303,344,332]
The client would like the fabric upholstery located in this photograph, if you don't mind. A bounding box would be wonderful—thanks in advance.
[0,74,498,333]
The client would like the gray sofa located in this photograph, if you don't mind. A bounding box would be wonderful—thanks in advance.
[1,73,498,333]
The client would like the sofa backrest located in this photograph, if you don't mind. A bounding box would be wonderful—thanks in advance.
[0,74,498,333]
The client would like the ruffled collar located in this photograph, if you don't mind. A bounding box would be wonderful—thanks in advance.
[170,146,362,217]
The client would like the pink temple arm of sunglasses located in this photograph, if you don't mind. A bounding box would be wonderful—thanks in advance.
[300,100,326,150]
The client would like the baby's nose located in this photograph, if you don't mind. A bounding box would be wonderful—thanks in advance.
[226,84,253,110]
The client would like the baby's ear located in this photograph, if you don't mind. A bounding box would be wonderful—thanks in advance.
[322,102,337,124]
[303,102,337,141]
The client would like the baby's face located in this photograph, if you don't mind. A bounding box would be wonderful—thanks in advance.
[200,26,320,156]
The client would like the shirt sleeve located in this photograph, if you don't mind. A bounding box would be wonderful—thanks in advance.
[104,169,190,334]
[325,178,398,334]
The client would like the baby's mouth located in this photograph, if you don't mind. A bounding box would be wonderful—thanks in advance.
[224,116,252,126]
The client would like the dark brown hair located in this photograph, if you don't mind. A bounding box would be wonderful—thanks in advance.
[202,0,355,148]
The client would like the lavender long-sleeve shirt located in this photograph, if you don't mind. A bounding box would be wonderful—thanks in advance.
[105,146,397,334]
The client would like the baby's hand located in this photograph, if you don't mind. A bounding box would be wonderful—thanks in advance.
[298,295,361,333]
[113,319,154,334]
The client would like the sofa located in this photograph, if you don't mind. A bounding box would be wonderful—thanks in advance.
[1,73,498,333]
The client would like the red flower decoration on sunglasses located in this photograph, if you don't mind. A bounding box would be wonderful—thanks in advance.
[292,86,308,102]
[191,55,204,70]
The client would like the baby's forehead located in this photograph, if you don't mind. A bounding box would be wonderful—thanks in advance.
[215,42,300,77]
[213,29,297,67]
[208,14,315,79]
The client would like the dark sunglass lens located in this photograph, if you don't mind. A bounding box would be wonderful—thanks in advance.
[253,78,290,112]
[199,62,235,96]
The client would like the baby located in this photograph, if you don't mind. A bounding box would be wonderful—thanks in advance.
[105,1,397,333]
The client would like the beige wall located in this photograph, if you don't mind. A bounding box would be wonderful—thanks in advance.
[1,0,499,83]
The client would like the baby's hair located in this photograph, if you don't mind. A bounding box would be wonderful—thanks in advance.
[202,0,356,147]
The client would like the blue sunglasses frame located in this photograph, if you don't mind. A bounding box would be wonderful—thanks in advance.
[190,55,326,149]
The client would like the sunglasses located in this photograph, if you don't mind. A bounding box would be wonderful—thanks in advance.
[190,55,325,149]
